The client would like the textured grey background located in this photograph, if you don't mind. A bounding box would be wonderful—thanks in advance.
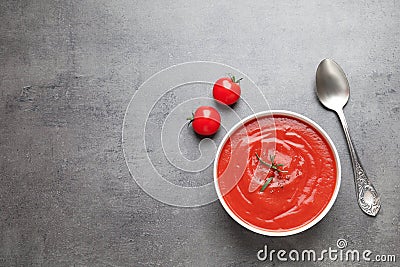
[1,0,399,266]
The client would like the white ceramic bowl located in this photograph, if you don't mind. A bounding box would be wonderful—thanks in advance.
[214,110,341,236]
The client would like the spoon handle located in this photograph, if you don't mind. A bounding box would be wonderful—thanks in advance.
[336,109,381,216]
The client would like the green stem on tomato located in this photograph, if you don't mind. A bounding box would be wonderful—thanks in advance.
[187,112,194,127]
[227,73,243,84]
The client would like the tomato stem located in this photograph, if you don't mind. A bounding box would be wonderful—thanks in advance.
[228,73,243,84]
[187,112,194,127]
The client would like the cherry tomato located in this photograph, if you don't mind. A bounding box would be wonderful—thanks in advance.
[213,75,242,105]
[188,106,221,136]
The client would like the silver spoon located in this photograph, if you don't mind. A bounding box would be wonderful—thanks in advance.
[316,58,381,216]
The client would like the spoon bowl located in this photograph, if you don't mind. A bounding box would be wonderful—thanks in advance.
[316,59,350,111]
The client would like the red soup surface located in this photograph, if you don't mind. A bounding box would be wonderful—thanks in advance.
[216,114,338,232]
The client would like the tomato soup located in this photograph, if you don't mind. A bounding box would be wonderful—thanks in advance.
[215,112,339,234]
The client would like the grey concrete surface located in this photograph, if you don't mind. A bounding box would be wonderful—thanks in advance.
[1,0,399,266]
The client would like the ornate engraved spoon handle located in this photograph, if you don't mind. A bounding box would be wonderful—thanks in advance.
[336,109,381,216]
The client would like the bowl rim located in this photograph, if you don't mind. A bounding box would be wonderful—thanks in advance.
[213,110,341,236]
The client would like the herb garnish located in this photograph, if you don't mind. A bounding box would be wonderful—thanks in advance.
[255,153,288,173]
[255,152,288,192]
[260,177,273,192]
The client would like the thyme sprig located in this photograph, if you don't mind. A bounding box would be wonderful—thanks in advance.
[255,153,288,173]
[255,152,288,192]
[260,177,273,192]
